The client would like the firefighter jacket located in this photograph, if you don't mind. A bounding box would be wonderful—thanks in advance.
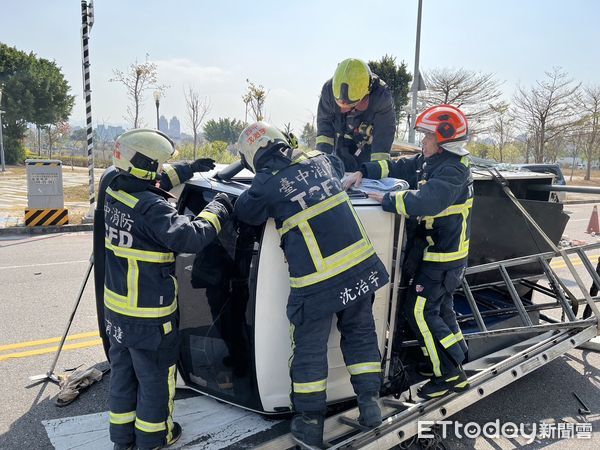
[234,150,389,318]
[362,151,473,269]
[158,161,194,191]
[316,75,396,172]
[103,174,230,329]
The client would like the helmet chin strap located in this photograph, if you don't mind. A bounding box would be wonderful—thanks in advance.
[129,167,157,180]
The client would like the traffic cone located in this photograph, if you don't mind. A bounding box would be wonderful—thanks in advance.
[586,205,600,234]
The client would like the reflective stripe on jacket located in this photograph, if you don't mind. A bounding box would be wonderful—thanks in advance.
[159,161,194,191]
[103,177,224,322]
[363,151,473,268]
[234,151,389,311]
[316,76,396,171]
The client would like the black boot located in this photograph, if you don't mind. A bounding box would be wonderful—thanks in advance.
[291,412,324,449]
[166,422,182,447]
[136,422,182,450]
[357,392,382,428]
[417,366,469,400]
[113,444,134,450]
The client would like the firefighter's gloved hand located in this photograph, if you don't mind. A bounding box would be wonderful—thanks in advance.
[201,193,233,231]
[212,193,234,215]
[191,158,216,172]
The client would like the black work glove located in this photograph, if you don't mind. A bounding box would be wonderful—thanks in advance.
[212,192,233,215]
[200,193,233,232]
[191,158,216,172]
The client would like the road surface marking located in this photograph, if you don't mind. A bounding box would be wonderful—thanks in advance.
[0,339,103,362]
[43,396,279,450]
[550,255,600,270]
[0,330,99,352]
[550,258,583,270]
[0,259,88,270]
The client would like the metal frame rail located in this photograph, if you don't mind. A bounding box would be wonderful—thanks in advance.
[256,326,597,449]
[397,242,600,348]
[257,174,600,449]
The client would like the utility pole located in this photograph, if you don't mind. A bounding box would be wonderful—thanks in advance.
[81,0,95,220]
[0,87,5,172]
[408,0,423,144]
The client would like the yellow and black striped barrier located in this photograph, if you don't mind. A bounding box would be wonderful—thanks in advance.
[25,208,69,227]
[26,161,61,167]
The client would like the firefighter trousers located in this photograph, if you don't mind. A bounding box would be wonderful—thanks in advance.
[108,330,178,448]
[403,264,468,378]
[287,295,381,413]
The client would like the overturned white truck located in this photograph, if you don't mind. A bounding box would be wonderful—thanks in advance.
[94,161,599,448]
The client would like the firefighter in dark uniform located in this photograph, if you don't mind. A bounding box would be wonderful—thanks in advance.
[316,58,396,172]
[103,129,232,450]
[345,105,473,400]
[234,122,390,448]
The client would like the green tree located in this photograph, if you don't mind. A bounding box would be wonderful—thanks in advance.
[175,141,236,164]
[301,122,316,149]
[70,128,88,141]
[203,118,246,144]
[368,55,412,125]
[0,43,37,163]
[30,57,75,154]
[466,141,495,159]
[1,44,74,164]
[242,79,267,122]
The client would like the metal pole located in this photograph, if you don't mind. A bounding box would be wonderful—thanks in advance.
[81,0,95,220]
[29,254,94,384]
[490,168,600,324]
[155,100,160,129]
[407,0,423,144]
[0,109,5,172]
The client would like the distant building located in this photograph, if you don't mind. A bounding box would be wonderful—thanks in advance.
[159,115,169,134]
[169,116,181,140]
[96,124,125,142]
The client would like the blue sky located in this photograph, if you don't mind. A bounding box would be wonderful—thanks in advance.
[1,0,599,134]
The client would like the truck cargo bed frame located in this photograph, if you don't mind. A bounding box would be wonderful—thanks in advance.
[257,239,600,449]
[257,174,600,450]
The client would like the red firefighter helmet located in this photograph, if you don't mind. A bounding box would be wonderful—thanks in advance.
[415,105,469,155]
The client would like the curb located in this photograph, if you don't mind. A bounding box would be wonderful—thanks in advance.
[578,336,600,352]
[0,223,93,237]
[564,200,600,205]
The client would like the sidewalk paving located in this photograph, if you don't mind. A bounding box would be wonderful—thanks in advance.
[0,165,102,233]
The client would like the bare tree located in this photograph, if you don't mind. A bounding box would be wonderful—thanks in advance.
[110,59,167,128]
[95,118,114,165]
[420,68,503,133]
[46,121,70,157]
[512,67,580,163]
[242,79,267,122]
[489,102,514,162]
[544,133,568,164]
[184,86,211,159]
[575,85,600,180]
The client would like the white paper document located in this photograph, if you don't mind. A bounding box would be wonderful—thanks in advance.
[357,177,409,194]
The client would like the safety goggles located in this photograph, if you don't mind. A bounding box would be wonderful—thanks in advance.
[335,95,370,113]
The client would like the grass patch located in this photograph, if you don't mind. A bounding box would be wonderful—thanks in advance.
[63,183,98,203]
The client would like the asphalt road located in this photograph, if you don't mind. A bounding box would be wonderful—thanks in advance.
[0,203,599,449]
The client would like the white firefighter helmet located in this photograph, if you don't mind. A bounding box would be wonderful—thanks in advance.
[237,121,290,172]
[113,128,175,180]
